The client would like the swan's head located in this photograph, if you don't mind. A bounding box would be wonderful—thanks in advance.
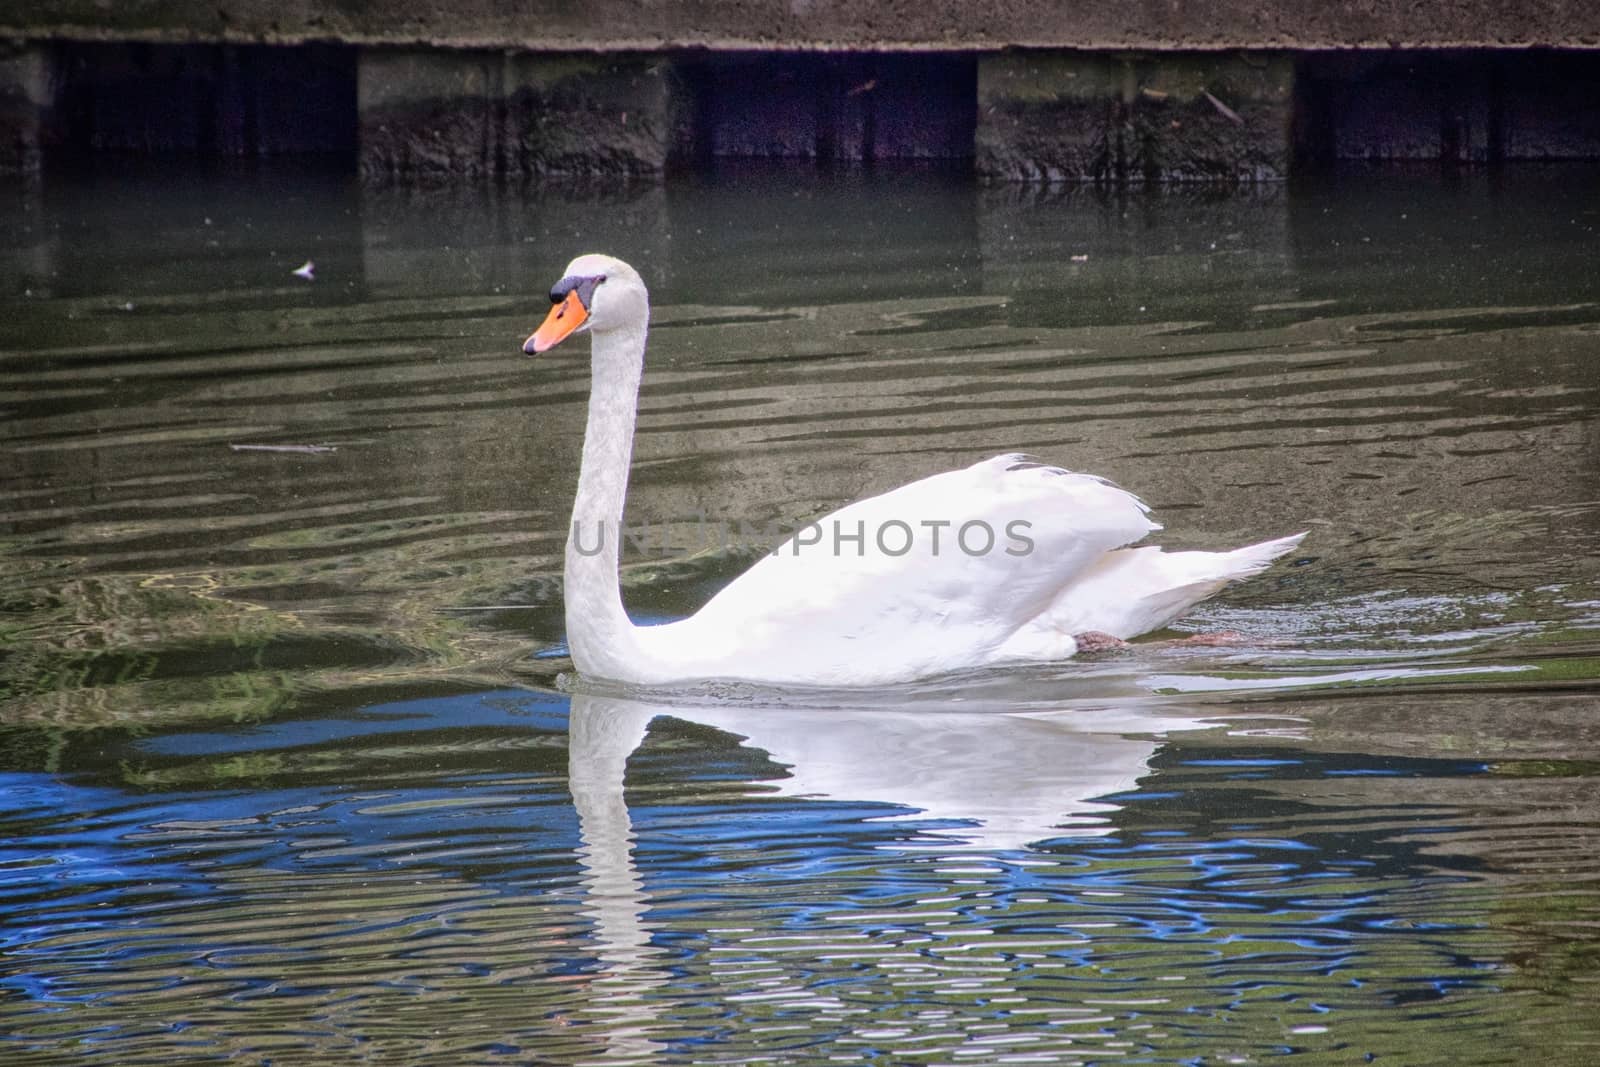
[522,254,647,355]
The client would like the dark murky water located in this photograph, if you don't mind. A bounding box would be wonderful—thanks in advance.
[3,162,1599,1064]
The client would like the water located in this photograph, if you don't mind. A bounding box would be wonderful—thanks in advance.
[3,161,1600,1064]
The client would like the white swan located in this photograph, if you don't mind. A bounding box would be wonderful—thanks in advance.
[524,253,1303,688]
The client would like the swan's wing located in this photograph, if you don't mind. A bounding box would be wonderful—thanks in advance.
[654,454,1157,682]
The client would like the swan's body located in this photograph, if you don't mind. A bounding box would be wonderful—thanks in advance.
[527,254,1303,688]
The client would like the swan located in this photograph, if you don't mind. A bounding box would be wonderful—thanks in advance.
[524,253,1304,688]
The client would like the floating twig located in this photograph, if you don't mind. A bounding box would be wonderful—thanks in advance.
[229,443,337,454]
[1203,90,1244,126]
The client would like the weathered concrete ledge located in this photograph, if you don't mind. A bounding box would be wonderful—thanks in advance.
[5,1,1600,52]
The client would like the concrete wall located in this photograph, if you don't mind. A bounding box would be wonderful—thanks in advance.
[5,5,1600,182]
[5,1,1600,51]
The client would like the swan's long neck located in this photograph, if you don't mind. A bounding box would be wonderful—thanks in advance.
[564,320,649,678]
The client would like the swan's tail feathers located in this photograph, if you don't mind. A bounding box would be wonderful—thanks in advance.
[1035,531,1307,641]
[1119,531,1307,637]
[1213,531,1307,581]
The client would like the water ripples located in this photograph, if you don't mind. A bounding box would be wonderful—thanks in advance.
[0,682,1597,1063]
[3,165,1600,1062]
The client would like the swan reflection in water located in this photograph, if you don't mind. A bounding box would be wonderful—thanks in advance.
[564,686,1220,1061]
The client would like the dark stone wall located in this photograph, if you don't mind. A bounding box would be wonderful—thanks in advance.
[677,54,976,163]
[9,39,1600,181]
[50,42,354,156]
[1298,51,1600,164]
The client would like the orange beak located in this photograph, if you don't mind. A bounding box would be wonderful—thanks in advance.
[524,292,589,354]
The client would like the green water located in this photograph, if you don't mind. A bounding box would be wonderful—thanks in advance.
[1,162,1598,1064]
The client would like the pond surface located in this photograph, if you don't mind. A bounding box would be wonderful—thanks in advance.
[2,162,1599,1064]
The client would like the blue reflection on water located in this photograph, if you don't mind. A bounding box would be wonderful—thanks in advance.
[137,691,573,757]
[0,685,1511,1061]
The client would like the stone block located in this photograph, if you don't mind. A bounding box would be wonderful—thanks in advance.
[358,49,498,179]
[1126,54,1295,181]
[0,42,51,172]
[977,53,1119,182]
[977,52,1293,183]
[359,49,673,182]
